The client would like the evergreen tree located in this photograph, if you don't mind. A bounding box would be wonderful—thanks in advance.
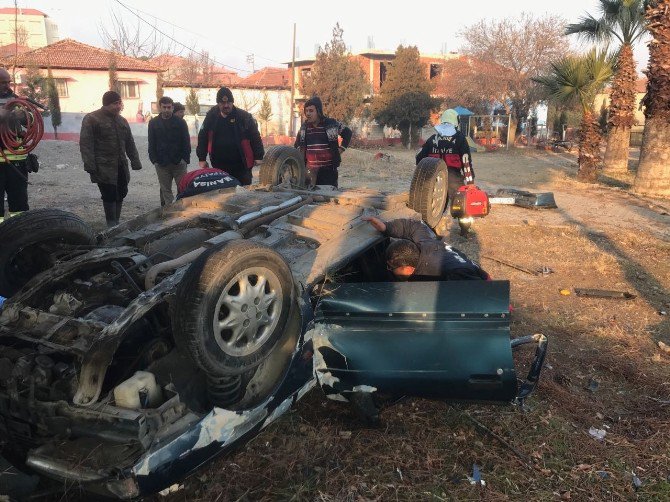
[372,46,440,148]
[156,72,164,102]
[19,64,46,105]
[109,53,120,93]
[257,93,273,136]
[301,24,369,123]
[46,68,61,139]
[185,88,199,115]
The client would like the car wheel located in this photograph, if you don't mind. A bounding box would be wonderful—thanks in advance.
[172,240,295,376]
[259,145,306,188]
[408,157,448,229]
[0,209,96,297]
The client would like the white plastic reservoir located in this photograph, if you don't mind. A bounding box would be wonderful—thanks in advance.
[113,371,163,410]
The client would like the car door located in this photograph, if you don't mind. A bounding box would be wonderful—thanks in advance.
[311,280,543,403]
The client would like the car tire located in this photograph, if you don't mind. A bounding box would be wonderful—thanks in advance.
[172,240,295,376]
[259,146,306,188]
[408,157,449,229]
[0,209,96,297]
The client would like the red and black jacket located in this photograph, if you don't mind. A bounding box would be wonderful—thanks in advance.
[294,117,352,169]
[196,106,264,169]
[416,130,474,183]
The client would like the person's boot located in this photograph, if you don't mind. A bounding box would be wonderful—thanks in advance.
[103,201,117,228]
[458,217,474,237]
[115,200,123,224]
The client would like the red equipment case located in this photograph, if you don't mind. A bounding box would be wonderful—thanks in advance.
[450,185,490,218]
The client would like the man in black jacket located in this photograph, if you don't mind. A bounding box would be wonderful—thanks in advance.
[196,87,264,186]
[416,109,476,236]
[363,216,489,281]
[294,96,352,187]
[148,96,191,206]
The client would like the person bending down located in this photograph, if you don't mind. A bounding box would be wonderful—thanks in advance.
[363,216,489,281]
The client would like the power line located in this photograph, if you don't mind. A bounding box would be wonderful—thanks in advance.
[112,0,250,74]
[112,2,282,65]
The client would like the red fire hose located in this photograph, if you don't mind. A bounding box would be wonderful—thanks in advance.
[0,98,44,156]
[0,98,44,182]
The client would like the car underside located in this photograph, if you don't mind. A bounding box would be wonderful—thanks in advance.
[0,148,546,499]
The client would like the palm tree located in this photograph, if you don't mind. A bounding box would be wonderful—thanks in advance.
[634,0,670,196]
[566,0,646,176]
[534,50,614,182]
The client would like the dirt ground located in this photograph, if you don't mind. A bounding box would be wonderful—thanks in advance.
[26,140,670,500]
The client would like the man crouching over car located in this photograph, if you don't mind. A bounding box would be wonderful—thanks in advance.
[362,216,489,281]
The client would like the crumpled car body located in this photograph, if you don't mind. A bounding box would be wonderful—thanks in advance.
[0,183,546,499]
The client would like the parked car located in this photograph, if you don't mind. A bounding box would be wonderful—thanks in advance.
[0,147,546,499]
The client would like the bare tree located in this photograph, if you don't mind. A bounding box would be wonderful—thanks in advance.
[438,56,513,115]
[12,25,28,46]
[99,8,179,59]
[178,51,214,83]
[460,13,570,137]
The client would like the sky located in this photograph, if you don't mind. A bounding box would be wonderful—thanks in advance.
[28,0,649,76]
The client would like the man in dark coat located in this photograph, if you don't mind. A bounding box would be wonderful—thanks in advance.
[195,87,263,186]
[148,96,191,206]
[80,91,142,227]
[363,216,489,281]
[294,96,352,187]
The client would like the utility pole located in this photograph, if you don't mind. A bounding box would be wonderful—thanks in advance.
[289,23,296,137]
[246,54,255,73]
[12,0,18,92]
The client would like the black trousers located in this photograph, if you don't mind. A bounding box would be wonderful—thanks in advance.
[446,168,465,212]
[307,167,338,187]
[0,161,29,217]
[213,163,252,186]
[97,166,129,203]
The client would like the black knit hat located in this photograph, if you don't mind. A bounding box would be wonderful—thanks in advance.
[102,90,121,106]
[304,96,323,117]
[216,87,234,103]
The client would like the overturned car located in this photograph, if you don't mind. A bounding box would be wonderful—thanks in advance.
[0,148,546,498]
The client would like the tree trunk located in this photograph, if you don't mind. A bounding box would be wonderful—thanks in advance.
[54,126,58,140]
[603,126,630,174]
[508,116,517,146]
[634,0,670,196]
[603,44,637,175]
[634,117,670,195]
[577,111,601,183]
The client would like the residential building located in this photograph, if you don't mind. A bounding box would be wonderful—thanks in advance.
[162,66,292,139]
[2,38,161,138]
[287,49,459,100]
[286,49,459,139]
[0,7,59,49]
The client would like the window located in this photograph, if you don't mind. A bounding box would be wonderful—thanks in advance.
[119,81,139,99]
[300,68,312,83]
[430,64,442,79]
[379,61,392,87]
[54,78,68,97]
